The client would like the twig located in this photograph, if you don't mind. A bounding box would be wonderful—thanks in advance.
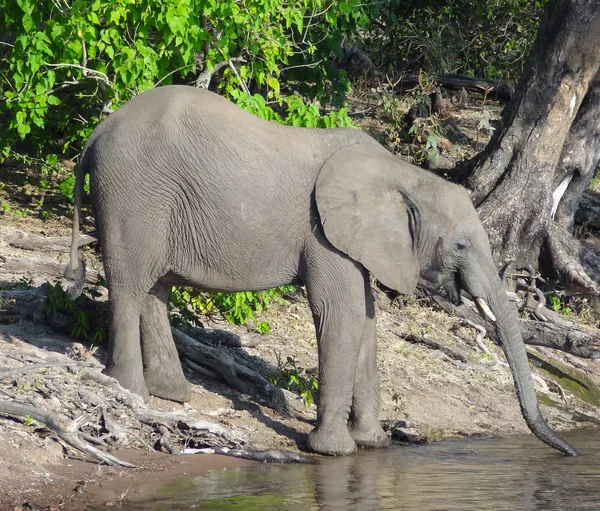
[156,64,195,87]
[458,318,491,355]
[556,383,569,404]
[516,282,548,322]
[0,400,135,468]
[213,40,249,94]
[397,332,469,363]
[43,63,111,85]
[428,351,496,371]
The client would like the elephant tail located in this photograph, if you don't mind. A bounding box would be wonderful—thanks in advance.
[64,146,89,299]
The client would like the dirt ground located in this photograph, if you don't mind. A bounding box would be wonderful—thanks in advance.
[1,94,600,510]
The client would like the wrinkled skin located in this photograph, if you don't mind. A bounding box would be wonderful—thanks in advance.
[68,86,578,456]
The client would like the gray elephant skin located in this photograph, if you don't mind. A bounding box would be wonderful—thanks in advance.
[67,85,578,456]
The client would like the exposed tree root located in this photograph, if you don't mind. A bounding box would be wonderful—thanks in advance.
[547,221,600,294]
[172,328,312,417]
[74,366,244,445]
[0,399,136,468]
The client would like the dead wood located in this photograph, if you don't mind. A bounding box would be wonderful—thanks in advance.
[427,350,497,371]
[0,399,136,468]
[172,328,284,404]
[0,255,100,283]
[173,329,313,417]
[3,229,96,253]
[0,361,101,380]
[396,332,469,363]
[395,74,512,101]
[432,295,600,359]
[0,287,48,324]
[157,424,181,455]
[74,366,244,444]
[457,318,493,356]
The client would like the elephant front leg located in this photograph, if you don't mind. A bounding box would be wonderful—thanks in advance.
[104,291,150,401]
[348,288,389,449]
[140,283,191,402]
[305,261,368,456]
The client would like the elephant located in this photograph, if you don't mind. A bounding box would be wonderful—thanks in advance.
[66,85,578,457]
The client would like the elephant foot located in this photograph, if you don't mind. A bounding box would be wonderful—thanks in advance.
[307,425,357,456]
[104,366,150,403]
[350,422,390,449]
[144,370,191,403]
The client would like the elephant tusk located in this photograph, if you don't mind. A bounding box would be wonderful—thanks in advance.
[474,297,497,322]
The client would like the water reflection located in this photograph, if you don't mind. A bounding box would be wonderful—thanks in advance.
[312,430,599,511]
[112,429,600,511]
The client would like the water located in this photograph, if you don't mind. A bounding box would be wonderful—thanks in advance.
[111,429,600,511]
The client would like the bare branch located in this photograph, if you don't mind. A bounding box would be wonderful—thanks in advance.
[0,400,135,468]
[43,63,112,86]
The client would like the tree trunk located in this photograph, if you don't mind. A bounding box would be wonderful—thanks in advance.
[553,73,600,233]
[458,0,600,291]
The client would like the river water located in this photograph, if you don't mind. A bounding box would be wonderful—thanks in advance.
[101,429,600,510]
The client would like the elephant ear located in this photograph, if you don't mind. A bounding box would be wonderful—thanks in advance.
[315,144,420,295]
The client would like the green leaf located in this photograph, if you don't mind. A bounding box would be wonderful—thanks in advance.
[17,123,31,139]
[48,95,61,106]
[16,0,33,15]
[267,77,280,95]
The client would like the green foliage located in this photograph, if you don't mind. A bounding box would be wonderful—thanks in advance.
[0,0,378,159]
[268,355,318,409]
[548,294,573,317]
[233,91,355,128]
[372,0,547,83]
[169,285,295,330]
[23,415,35,427]
[42,282,107,343]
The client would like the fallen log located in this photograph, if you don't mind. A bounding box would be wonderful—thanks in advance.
[393,73,512,101]
[431,295,600,359]
[0,255,100,283]
[3,229,96,253]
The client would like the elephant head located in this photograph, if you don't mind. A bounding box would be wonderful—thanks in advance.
[316,143,578,456]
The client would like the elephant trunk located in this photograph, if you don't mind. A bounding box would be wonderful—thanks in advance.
[482,277,579,456]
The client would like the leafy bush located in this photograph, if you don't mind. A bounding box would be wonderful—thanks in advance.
[0,0,387,160]
[42,282,108,343]
[169,285,295,331]
[369,0,548,83]
[268,355,318,409]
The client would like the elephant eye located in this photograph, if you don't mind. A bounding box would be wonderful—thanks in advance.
[455,242,468,253]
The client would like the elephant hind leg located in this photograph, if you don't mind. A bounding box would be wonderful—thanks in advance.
[140,282,190,402]
[104,289,150,401]
[348,287,389,449]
